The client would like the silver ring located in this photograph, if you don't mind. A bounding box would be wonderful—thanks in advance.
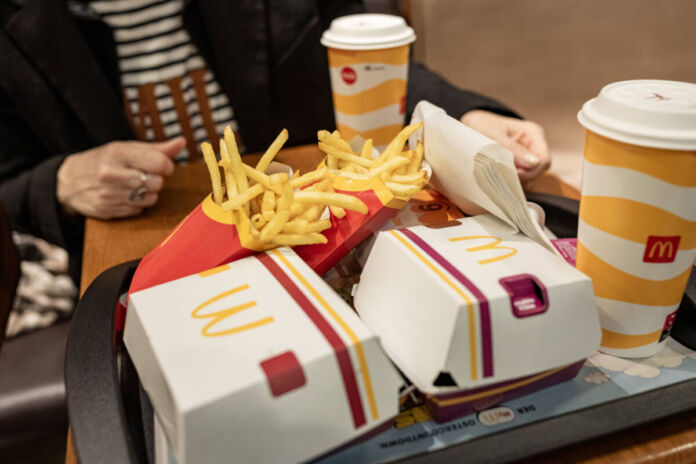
[129,186,148,203]
[139,170,148,184]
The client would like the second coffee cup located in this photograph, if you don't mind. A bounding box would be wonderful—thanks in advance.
[577,80,696,358]
[321,14,416,150]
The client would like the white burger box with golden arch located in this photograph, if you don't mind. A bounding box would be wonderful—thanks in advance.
[354,215,602,422]
[124,247,402,464]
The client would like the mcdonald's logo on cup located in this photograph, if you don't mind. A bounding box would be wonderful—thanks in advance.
[643,235,680,263]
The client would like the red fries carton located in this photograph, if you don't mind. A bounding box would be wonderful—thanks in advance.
[294,175,407,275]
[129,194,275,295]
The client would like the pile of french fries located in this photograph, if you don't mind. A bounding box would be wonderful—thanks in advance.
[201,126,368,247]
[318,121,426,199]
[200,122,427,248]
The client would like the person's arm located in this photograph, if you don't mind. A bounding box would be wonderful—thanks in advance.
[461,110,549,186]
[0,86,82,254]
[406,61,519,120]
[407,61,550,187]
[0,88,184,255]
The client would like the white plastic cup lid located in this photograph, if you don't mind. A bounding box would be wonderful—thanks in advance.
[321,14,416,51]
[578,80,696,150]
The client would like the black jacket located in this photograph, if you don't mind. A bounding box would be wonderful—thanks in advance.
[0,0,516,261]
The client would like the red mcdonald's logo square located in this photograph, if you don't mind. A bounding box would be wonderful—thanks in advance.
[260,351,306,397]
[643,235,680,263]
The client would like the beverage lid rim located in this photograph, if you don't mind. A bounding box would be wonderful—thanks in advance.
[321,13,416,50]
[577,79,696,151]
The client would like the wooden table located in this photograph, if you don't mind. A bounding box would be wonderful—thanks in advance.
[69,145,696,464]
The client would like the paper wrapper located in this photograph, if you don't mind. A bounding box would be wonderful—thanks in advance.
[295,175,407,275]
[409,101,557,255]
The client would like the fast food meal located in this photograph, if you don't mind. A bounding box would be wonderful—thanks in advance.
[129,123,430,302]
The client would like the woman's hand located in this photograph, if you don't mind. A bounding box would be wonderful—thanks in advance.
[461,110,550,188]
[56,137,185,219]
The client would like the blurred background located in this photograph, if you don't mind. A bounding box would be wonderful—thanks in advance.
[374,0,696,188]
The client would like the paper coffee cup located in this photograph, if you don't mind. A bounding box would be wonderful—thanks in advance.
[577,80,696,358]
[321,14,416,150]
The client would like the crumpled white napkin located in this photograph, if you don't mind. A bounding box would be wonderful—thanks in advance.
[408,101,556,254]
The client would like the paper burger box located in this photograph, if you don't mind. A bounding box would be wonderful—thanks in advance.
[354,215,601,404]
[124,247,401,464]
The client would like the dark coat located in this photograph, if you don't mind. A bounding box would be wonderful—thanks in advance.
[0,0,516,261]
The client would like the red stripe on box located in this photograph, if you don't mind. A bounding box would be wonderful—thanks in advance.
[256,253,367,428]
[399,229,494,378]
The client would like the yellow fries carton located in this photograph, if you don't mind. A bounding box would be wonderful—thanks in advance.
[124,247,402,464]
[354,215,601,398]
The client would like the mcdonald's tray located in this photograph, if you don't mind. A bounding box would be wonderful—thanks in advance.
[147,339,696,464]
[66,193,696,464]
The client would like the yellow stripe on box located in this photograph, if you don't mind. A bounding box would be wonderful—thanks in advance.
[198,264,231,277]
[576,241,692,306]
[332,79,406,115]
[389,230,479,381]
[600,328,662,349]
[579,196,696,250]
[270,249,379,420]
[327,46,409,67]
[336,123,404,147]
[430,365,569,407]
[584,131,696,187]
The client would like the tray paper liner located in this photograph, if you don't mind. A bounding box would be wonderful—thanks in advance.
[124,247,402,464]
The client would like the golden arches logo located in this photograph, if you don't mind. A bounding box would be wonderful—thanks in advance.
[643,235,680,263]
[449,235,518,265]
[191,284,274,337]
[649,241,673,259]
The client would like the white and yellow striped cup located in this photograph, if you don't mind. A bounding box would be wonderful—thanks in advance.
[322,14,416,150]
[577,80,696,358]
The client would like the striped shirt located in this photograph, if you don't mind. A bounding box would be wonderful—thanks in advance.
[87,0,238,160]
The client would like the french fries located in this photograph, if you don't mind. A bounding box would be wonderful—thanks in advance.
[199,122,428,251]
[317,122,427,199]
[201,142,224,204]
[201,127,370,248]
